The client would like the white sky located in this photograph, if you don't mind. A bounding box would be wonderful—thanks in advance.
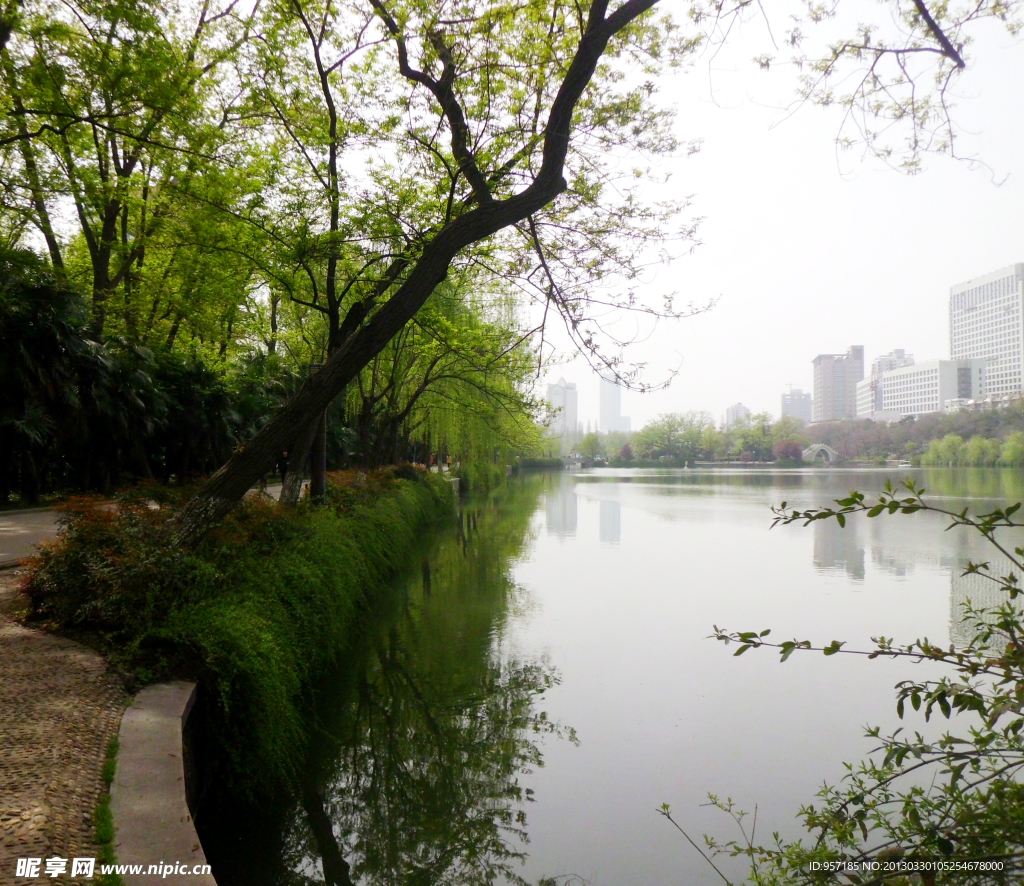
[541,13,1024,430]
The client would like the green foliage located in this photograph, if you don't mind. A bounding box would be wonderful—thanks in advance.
[25,469,454,793]
[516,456,564,470]
[577,431,604,460]
[686,480,1024,884]
[811,407,1024,463]
[633,411,715,462]
[95,739,122,886]
[0,255,286,501]
[1002,431,1024,466]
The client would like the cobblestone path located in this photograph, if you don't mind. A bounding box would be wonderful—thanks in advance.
[0,570,125,884]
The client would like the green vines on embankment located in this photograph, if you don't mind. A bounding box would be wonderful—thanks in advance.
[24,468,454,795]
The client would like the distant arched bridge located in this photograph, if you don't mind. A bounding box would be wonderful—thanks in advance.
[803,443,839,463]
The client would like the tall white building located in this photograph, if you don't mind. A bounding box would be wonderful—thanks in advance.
[950,264,1024,397]
[781,388,812,422]
[599,377,631,433]
[725,402,751,430]
[546,378,579,450]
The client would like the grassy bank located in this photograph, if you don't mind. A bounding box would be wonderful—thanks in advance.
[23,467,454,794]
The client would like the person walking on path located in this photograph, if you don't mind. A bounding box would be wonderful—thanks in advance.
[276,451,289,485]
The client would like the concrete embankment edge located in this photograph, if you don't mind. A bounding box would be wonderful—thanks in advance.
[110,682,216,885]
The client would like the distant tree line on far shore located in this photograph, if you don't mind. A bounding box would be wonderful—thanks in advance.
[546,403,1024,467]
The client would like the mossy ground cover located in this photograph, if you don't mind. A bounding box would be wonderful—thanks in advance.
[23,467,454,794]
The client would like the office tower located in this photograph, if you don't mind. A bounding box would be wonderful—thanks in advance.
[812,346,864,422]
[599,377,631,433]
[950,264,1024,397]
[546,377,578,449]
[780,388,812,422]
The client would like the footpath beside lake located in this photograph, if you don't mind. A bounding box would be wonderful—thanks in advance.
[0,568,124,879]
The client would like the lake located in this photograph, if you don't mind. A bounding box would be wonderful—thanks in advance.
[200,467,1024,885]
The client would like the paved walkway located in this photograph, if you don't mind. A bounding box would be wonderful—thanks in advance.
[0,570,125,883]
[0,511,59,569]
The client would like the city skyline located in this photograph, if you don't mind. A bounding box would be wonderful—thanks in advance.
[547,258,1024,432]
[537,21,1024,431]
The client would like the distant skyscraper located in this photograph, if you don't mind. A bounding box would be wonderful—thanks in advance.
[725,402,751,430]
[950,264,1024,397]
[546,377,578,448]
[599,377,631,433]
[812,346,864,422]
[780,388,812,422]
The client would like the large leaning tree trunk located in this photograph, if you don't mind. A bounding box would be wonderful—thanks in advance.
[171,0,659,546]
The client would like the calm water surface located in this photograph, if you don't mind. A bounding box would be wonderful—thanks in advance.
[201,468,1024,886]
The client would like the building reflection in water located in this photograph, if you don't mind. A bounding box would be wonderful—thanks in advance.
[949,556,1020,647]
[813,518,865,581]
[546,476,577,537]
[599,500,621,544]
[810,511,1022,647]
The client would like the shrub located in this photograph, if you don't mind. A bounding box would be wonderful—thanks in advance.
[24,468,454,794]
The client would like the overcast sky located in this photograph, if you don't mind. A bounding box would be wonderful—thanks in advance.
[541,13,1024,430]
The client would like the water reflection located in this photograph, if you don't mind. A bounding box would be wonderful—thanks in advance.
[201,479,565,886]
[599,500,621,544]
[813,519,865,581]
[199,469,1024,886]
[545,474,576,537]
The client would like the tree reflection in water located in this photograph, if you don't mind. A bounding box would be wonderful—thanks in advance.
[275,478,571,886]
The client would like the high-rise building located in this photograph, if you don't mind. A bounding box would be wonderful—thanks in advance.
[812,346,864,422]
[546,377,578,450]
[950,264,1024,397]
[856,349,914,418]
[780,388,812,422]
[725,402,751,430]
[599,377,631,433]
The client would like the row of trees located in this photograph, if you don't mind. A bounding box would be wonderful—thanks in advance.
[920,432,1024,467]
[558,405,1024,468]
[569,411,808,464]
[2,248,544,502]
[805,404,1024,462]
